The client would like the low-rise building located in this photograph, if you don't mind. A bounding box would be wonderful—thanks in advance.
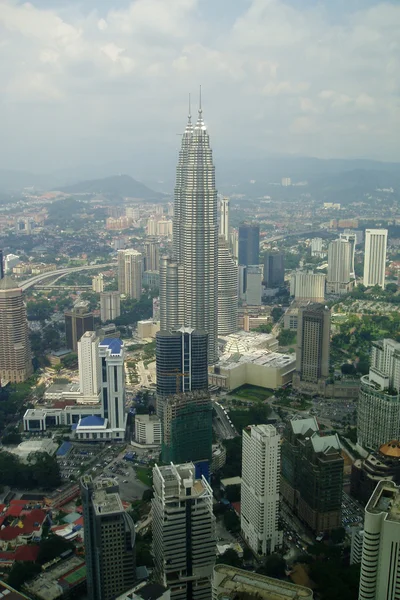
[212,565,313,599]
[8,439,58,461]
[115,583,170,600]
[134,414,162,446]
[25,555,86,600]
[137,320,160,340]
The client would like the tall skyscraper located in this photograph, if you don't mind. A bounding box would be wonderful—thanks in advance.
[100,291,121,323]
[263,253,285,288]
[217,235,238,335]
[290,271,325,302]
[358,480,400,600]
[77,331,101,399]
[65,301,94,352]
[241,425,282,556]
[162,100,218,364]
[92,274,104,293]
[229,228,239,262]
[219,197,230,241]
[162,390,212,465]
[118,249,143,299]
[80,476,136,600]
[152,462,216,600]
[0,277,32,383]
[295,303,330,385]
[144,238,160,272]
[363,229,388,289]
[0,249,4,279]
[340,232,356,278]
[357,339,400,451]
[281,417,343,534]
[245,265,263,306]
[238,224,260,266]
[327,238,353,294]
[156,328,208,409]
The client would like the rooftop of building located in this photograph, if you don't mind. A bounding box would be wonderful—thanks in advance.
[135,414,161,424]
[25,556,86,600]
[214,565,313,599]
[78,415,106,428]
[310,432,341,456]
[218,349,295,370]
[219,331,276,354]
[116,583,169,600]
[244,424,278,438]
[7,439,58,461]
[155,462,209,498]
[93,488,123,516]
[0,580,32,600]
[290,417,319,437]
[380,440,400,458]
[99,337,123,354]
[45,382,80,394]
[367,480,400,523]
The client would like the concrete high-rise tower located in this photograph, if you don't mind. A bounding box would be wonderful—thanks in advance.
[100,291,121,323]
[359,480,400,600]
[219,197,230,241]
[162,97,219,363]
[78,331,101,400]
[363,229,388,289]
[295,303,331,384]
[152,462,216,600]
[239,224,260,266]
[217,236,238,335]
[241,425,282,556]
[327,238,353,294]
[118,249,143,299]
[0,277,32,383]
[80,476,136,600]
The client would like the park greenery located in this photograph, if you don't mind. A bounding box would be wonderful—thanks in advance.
[277,329,296,346]
[0,450,61,489]
[114,295,154,327]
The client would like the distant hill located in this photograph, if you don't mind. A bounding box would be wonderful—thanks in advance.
[56,174,163,200]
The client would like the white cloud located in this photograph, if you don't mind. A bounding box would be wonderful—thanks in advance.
[0,0,399,171]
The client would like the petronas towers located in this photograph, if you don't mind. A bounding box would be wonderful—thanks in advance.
[160,99,219,363]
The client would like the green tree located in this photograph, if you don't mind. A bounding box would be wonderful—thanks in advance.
[257,553,286,579]
[1,428,22,445]
[271,307,284,323]
[255,323,273,333]
[223,510,241,533]
[330,527,346,544]
[277,329,296,346]
[216,548,241,568]
[37,535,74,564]
[225,484,241,503]
[7,562,41,590]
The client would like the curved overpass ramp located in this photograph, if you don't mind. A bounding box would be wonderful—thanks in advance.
[20,263,115,291]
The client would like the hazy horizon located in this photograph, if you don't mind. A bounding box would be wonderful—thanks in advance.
[0,0,399,174]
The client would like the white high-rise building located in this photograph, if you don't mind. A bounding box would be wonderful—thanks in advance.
[364,229,388,289]
[290,271,325,302]
[340,232,356,278]
[218,235,238,335]
[152,462,216,600]
[358,480,400,600]
[327,238,353,294]
[161,100,219,363]
[118,249,142,299]
[241,424,282,556]
[229,229,239,262]
[78,331,101,400]
[310,237,324,257]
[100,291,121,323]
[92,274,104,293]
[219,197,230,241]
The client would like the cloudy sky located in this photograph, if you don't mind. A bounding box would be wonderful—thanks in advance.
[0,0,399,176]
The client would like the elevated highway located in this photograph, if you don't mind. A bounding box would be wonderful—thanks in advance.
[20,263,115,291]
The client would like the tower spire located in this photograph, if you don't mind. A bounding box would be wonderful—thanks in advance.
[199,85,202,115]
[188,92,192,124]
[196,85,205,129]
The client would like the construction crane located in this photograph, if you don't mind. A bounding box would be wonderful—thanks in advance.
[159,368,189,394]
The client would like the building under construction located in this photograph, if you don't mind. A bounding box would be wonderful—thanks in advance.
[161,390,212,465]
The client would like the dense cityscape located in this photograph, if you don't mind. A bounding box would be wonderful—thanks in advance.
[1,2,400,599]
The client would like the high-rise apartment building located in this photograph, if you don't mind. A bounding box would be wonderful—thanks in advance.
[218,236,238,335]
[81,476,136,600]
[357,339,400,451]
[77,331,101,400]
[98,338,126,439]
[160,103,218,364]
[238,224,260,267]
[92,274,104,293]
[340,232,356,278]
[281,417,343,534]
[0,277,32,383]
[241,425,282,556]
[310,237,323,257]
[65,301,94,352]
[290,271,325,302]
[0,249,3,279]
[327,238,353,294]
[100,291,121,323]
[155,328,208,416]
[294,303,330,385]
[363,229,388,289]
[219,197,230,241]
[118,249,143,299]
[144,238,160,272]
[263,253,285,288]
[162,390,212,465]
[229,229,239,262]
[152,462,216,600]
[358,480,400,600]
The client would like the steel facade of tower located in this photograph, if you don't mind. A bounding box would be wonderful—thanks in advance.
[218,235,238,335]
[164,101,218,364]
[238,224,260,266]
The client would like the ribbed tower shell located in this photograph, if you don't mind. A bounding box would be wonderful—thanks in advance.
[218,235,238,335]
[165,102,218,364]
